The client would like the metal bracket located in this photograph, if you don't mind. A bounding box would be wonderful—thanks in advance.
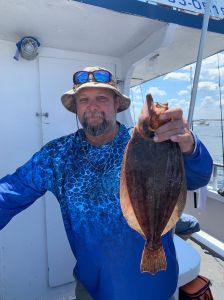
[35,112,49,118]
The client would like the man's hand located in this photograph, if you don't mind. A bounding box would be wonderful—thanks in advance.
[153,107,195,155]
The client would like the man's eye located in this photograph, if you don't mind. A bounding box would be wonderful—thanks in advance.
[79,98,88,103]
[98,97,107,101]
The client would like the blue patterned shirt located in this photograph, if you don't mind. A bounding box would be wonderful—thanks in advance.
[0,124,213,300]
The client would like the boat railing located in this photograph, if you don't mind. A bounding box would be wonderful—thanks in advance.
[209,162,224,191]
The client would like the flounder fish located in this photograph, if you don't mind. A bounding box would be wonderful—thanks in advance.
[120,94,187,274]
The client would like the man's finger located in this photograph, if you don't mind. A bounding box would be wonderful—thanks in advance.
[170,132,190,142]
[154,128,185,142]
[155,119,184,135]
[160,108,183,121]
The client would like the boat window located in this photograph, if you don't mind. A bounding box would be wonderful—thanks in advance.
[130,50,224,190]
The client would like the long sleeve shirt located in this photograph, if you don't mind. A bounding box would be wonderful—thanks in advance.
[0,124,213,300]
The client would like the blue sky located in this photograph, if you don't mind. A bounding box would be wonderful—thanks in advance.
[130,51,224,122]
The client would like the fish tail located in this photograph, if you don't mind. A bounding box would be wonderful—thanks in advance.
[140,241,167,274]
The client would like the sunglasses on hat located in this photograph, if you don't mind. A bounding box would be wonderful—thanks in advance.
[73,69,113,86]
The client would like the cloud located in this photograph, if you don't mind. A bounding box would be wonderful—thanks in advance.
[182,64,193,71]
[130,87,144,105]
[200,96,216,108]
[201,55,218,66]
[219,52,224,65]
[199,96,224,110]
[182,64,194,72]
[198,81,219,91]
[177,90,189,96]
[169,98,179,106]
[132,100,144,110]
[131,86,142,95]
[178,99,190,107]
[213,97,224,107]
[168,98,190,118]
[130,97,144,108]
[169,98,189,109]
[202,52,224,66]
[206,67,224,80]
[146,86,166,96]
[163,72,190,81]
[200,52,224,80]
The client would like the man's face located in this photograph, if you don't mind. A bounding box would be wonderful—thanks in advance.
[75,88,119,136]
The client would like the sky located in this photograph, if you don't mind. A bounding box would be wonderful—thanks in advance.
[130,51,224,122]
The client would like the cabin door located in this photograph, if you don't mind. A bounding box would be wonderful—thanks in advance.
[38,56,116,287]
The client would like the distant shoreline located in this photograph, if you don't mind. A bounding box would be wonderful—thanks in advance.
[193,119,223,122]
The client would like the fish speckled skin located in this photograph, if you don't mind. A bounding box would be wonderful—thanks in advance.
[120,94,187,274]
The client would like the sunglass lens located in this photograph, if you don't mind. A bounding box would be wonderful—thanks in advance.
[94,70,111,83]
[73,71,89,84]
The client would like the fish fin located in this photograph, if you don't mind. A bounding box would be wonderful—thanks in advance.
[146,94,154,114]
[120,149,145,237]
[140,241,167,274]
[162,184,187,235]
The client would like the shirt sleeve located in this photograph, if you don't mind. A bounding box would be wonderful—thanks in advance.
[183,134,213,190]
[0,145,53,230]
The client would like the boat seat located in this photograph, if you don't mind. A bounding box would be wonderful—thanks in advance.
[173,235,200,299]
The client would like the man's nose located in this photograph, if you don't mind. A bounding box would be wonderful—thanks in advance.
[87,99,99,110]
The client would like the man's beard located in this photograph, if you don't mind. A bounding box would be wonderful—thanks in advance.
[82,111,110,136]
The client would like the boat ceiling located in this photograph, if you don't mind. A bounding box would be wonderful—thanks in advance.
[0,0,224,84]
[132,26,224,86]
[0,0,165,57]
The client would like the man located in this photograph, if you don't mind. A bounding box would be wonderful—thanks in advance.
[0,66,212,300]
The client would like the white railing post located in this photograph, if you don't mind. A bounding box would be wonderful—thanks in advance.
[212,164,218,191]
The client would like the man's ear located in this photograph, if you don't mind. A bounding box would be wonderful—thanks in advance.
[73,95,77,112]
[114,95,121,111]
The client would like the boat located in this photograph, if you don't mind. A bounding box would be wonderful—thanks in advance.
[195,119,210,125]
[0,0,224,299]
[199,121,209,125]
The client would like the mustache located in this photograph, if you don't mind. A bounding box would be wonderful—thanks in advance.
[82,113,109,136]
[83,111,105,119]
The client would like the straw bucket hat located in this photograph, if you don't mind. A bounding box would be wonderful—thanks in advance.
[61,66,130,113]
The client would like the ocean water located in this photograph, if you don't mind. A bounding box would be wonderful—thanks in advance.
[193,120,224,164]
[192,120,224,188]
